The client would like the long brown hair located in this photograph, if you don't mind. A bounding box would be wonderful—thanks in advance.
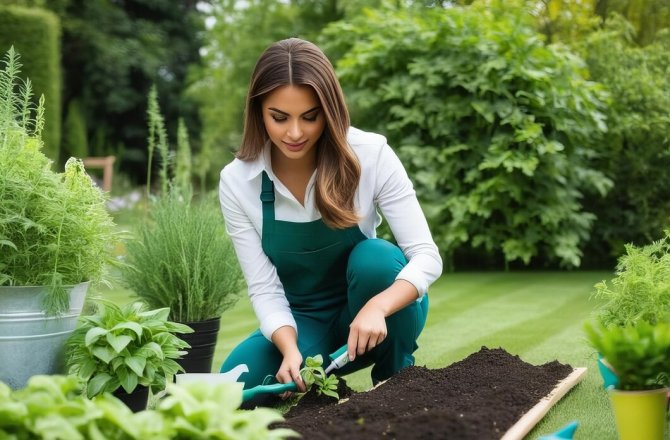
[238,38,360,229]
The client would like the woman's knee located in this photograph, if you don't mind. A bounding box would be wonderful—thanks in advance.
[347,239,407,288]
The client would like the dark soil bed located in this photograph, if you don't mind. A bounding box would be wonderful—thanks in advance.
[278,347,573,440]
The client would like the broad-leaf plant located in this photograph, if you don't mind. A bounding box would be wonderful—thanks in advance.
[65,301,192,398]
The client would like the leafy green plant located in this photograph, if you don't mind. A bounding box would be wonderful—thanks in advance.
[299,355,339,399]
[0,47,117,314]
[121,89,244,323]
[0,375,296,439]
[0,375,160,439]
[157,381,297,439]
[585,320,670,390]
[593,231,670,327]
[65,301,192,398]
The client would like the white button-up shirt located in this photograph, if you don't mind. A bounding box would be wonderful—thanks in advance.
[219,127,443,340]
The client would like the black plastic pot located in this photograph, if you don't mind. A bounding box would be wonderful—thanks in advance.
[113,385,149,413]
[177,316,221,373]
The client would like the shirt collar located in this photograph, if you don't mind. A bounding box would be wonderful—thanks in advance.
[245,141,273,181]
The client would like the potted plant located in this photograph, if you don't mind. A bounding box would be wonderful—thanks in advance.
[65,301,192,412]
[121,88,244,373]
[590,230,670,389]
[593,230,670,328]
[585,320,670,440]
[0,48,117,389]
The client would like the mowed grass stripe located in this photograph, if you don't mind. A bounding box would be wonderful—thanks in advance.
[523,321,618,439]
[420,273,595,366]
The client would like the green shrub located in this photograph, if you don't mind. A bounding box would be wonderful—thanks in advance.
[323,3,611,269]
[0,5,61,160]
[0,47,116,313]
[581,18,670,262]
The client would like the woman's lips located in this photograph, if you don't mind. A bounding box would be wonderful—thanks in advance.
[284,141,307,151]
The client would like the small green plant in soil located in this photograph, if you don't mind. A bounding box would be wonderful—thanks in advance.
[593,230,670,327]
[584,320,670,391]
[0,47,117,314]
[65,301,192,398]
[299,354,339,399]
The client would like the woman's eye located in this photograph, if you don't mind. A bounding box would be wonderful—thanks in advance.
[304,114,318,122]
[271,115,286,122]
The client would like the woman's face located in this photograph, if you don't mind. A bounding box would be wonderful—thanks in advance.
[262,84,326,167]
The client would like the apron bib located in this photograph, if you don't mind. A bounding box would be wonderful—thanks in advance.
[260,171,366,319]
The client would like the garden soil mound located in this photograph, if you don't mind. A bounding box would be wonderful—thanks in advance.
[278,347,573,440]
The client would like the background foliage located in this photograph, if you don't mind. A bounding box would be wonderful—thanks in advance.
[0,4,61,159]
[324,4,611,268]
[2,0,670,269]
[580,18,670,263]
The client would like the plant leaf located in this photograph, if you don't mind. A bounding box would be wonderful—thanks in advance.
[85,327,109,346]
[106,333,133,353]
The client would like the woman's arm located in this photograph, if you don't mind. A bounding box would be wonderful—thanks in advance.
[219,168,298,340]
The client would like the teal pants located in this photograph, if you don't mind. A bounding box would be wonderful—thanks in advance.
[220,239,429,388]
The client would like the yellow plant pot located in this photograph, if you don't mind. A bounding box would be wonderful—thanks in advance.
[609,387,668,440]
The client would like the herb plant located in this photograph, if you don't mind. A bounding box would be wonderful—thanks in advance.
[593,231,670,327]
[300,355,339,399]
[65,301,192,398]
[121,89,244,323]
[585,320,670,391]
[0,47,116,314]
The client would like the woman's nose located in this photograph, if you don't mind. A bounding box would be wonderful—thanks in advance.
[287,121,303,140]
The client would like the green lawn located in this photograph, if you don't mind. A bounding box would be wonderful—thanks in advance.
[95,270,667,440]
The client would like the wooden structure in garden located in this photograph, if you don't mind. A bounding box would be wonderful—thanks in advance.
[82,156,116,193]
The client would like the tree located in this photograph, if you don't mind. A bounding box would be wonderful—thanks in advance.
[47,0,204,179]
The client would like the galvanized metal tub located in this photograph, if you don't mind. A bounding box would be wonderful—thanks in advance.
[0,282,88,389]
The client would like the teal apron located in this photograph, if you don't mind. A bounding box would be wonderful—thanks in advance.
[220,171,428,388]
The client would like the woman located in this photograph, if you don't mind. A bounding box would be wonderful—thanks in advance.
[218,38,442,401]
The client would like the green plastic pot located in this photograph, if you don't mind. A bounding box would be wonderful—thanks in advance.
[610,387,668,440]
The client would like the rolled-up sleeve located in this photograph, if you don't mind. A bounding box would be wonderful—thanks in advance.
[374,144,443,296]
[219,170,296,340]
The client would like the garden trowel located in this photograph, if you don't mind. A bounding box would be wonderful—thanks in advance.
[183,344,349,402]
[240,344,349,401]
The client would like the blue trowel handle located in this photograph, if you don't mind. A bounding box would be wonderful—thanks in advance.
[242,381,298,402]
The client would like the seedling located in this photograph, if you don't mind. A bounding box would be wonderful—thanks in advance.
[300,354,339,399]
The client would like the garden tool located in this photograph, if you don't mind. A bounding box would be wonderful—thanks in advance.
[597,355,619,390]
[538,421,579,440]
[241,344,349,401]
[325,344,350,374]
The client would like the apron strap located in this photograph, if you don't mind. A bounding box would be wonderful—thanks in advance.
[260,171,275,225]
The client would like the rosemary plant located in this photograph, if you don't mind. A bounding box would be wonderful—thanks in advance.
[0,47,116,314]
[122,89,244,323]
[122,194,244,322]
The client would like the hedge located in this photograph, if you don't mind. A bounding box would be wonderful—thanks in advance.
[0,5,61,161]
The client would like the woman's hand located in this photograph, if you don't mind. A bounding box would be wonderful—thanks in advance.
[275,348,306,397]
[347,300,388,361]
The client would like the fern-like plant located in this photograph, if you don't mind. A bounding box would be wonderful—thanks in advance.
[0,47,117,313]
[593,230,670,327]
